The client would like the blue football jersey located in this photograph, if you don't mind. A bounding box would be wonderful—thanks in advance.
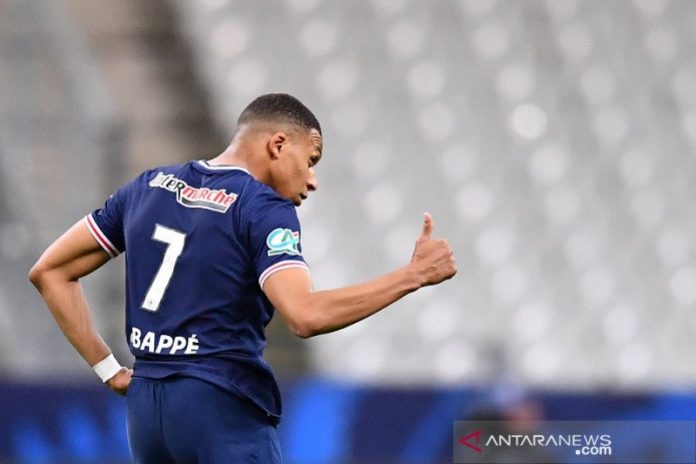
[85,160,309,421]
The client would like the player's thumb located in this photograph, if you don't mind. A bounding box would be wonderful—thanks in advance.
[419,212,434,241]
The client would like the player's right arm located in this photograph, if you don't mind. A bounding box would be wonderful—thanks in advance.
[29,220,132,395]
[263,213,456,338]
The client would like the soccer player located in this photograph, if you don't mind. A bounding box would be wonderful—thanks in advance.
[29,93,457,463]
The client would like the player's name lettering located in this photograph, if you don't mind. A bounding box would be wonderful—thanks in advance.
[130,327,199,355]
[149,172,237,213]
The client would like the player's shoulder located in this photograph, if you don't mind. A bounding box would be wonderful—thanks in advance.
[124,161,191,186]
[233,175,297,228]
[240,177,293,210]
[143,161,193,179]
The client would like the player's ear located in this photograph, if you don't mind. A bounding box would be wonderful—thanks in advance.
[267,131,288,160]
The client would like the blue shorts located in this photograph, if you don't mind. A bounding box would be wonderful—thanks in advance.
[126,376,282,464]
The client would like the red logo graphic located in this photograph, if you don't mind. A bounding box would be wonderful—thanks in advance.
[459,430,483,453]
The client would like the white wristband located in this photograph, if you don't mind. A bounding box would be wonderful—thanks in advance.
[92,354,123,383]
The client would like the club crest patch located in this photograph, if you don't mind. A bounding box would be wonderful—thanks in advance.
[266,228,300,256]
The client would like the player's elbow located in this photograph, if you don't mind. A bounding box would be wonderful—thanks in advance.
[287,318,319,339]
[28,262,47,289]
[285,309,324,339]
[290,325,314,339]
[28,258,63,290]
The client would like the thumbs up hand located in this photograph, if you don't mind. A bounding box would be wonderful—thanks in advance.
[419,211,434,242]
[410,213,457,287]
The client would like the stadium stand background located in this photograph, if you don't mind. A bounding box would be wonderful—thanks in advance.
[2,0,696,462]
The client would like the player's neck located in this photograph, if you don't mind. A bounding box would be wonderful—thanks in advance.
[208,142,269,184]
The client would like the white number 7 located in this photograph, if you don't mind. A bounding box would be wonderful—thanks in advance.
[141,224,186,312]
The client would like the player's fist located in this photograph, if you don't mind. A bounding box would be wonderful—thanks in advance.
[410,213,457,287]
[106,367,133,396]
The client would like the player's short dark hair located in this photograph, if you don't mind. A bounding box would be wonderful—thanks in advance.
[237,93,322,135]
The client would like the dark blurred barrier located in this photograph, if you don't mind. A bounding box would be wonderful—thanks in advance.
[1,378,694,463]
[0,381,129,463]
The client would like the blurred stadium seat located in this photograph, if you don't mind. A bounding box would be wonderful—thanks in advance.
[172,0,696,389]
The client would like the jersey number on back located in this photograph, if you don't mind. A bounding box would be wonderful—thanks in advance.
[141,224,186,312]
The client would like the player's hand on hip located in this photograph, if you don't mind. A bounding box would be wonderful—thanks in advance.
[410,212,457,286]
[106,367,133,396]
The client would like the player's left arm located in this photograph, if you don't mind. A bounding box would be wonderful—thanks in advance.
[29,219,132,395]
[263,213,456,338]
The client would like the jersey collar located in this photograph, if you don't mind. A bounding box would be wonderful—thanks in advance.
[197,160,251,175]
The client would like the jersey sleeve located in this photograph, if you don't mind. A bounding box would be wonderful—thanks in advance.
[245,191,309,288]
[85,182,132,258]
